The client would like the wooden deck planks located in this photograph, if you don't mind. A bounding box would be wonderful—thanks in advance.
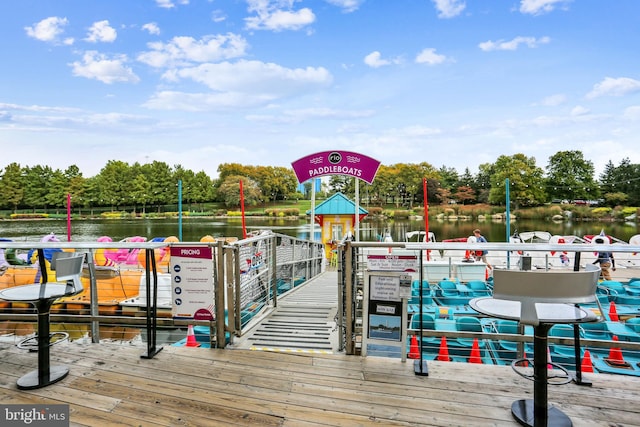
[1,340,639,426]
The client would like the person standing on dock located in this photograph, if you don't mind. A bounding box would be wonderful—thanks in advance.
[473,229,492,270]
[592,236,615,280]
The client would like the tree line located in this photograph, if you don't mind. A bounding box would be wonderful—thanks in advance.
[0,151,639,214]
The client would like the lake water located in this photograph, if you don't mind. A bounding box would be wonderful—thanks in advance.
[1,216,638,243]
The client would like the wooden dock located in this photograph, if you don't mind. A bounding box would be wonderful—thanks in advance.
[1,340,639,426]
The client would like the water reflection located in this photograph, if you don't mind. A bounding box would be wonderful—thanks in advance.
[0,320,189,346]
[0,217,638,244]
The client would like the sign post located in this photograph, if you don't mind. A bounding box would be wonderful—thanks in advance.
[362,272,412,360]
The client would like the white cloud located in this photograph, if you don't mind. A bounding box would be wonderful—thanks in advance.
[142,23,161,35]
[479,36,550,51]
[364,51,390,68]
[85,20,117,43]
[570,105,590,116]
[247,107,375,123]
[364,51,403,68]
[137,33,248,68]
[211,10,227,23]
[170,60,331,93]
[586,77,640,99]
[143,90,273,111]
[324,0,364,13]
[539,94,567,106]
[155,0,189,9]
[24,17,69,44]
[432,0,466,19]
[623,106,640,121]
[519,0,570,15]
[145,60,332,110]
[70,51,140,84]
[415,48,447,65]
[245,0,315,31]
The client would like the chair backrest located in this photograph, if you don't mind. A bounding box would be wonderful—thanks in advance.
[495,319,519,334]
[411,313,435,330]
[437,280,457,290]
[456,316,482,332]
[52,252,85,293]
[492,267,601,326]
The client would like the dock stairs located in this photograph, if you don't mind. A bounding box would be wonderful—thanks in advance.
[232,271,339,353]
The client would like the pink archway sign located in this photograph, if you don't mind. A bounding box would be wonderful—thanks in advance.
[292,151,381,243]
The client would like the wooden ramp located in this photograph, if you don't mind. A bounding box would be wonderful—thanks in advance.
[234,271,339,353]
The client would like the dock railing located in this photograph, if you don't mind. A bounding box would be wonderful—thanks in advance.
[0,233,324,353]
[221,231,324,343]
[338,240,640,367]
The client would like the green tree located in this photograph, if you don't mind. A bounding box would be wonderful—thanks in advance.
[0,163,25,212]
[599,158,640,206]
[23,165,54,212]
[545,150,598,202]
[47,169,69,213]
[82,177,101,215]
[218,175,262,208]
[65,166,86,213]
[254,166,298,203]
[98,160,132,210]
[488,154,546,207]
[131,174,152,213]
[191,171,215,211]
[437,165,459,193]
[145,161,174,212]
[475,163,494,204]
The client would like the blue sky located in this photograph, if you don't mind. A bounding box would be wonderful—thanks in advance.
[1,0,639,179]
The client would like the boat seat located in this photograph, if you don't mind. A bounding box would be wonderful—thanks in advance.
[494,319,519,334]
[456,316,482,332]
[410,313,435,330]
[625,318,640,334]
[467,280,488,291]
[437,280,458,290]
[455,316,483,347]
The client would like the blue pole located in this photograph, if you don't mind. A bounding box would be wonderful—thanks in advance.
[178,179,183,242]
[505,178,510,268]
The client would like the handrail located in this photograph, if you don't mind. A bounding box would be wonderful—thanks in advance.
[340,239,640,358]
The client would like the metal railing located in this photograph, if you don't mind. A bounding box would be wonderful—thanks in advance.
[0,233,324,353]
[338,240,640,368]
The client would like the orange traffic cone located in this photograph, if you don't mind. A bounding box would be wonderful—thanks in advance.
[520,349,529,367]
[468,338,482,364]
[185,325,200,347]
[581,350,594,373]
[606,335,630,367]
[437,336,451,362]
[609,301,619,322]
[408,336,420,359]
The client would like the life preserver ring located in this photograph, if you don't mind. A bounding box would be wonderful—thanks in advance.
[549,235,567,256]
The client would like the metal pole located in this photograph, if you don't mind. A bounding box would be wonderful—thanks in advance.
[310,179,316,241]
[355,178,360,242]
[506,178,511,269]
[178,180,183,242]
